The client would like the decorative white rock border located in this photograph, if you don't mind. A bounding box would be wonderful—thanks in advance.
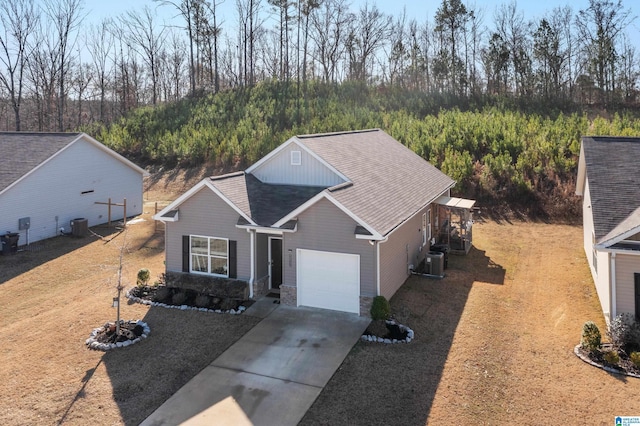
[126,288,247,315]
[573,345,640,379]
[86,320,150,351]
[361,319,415,344]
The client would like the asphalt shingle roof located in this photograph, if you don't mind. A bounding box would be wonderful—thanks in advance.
[582,136,640,243]
[211,172,325,226]
[0,132,80,192]
[298,129,455,235]
[198,129,455,235]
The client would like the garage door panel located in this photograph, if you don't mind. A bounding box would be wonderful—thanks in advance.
[297,249,360,314]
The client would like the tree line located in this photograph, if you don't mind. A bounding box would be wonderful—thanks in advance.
[94,79,640,217]
[0,0,637,132]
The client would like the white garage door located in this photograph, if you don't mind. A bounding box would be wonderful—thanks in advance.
[297,249,360,314]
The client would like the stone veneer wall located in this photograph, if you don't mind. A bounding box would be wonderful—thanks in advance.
[360,296,373,317]
[252,276,269,299]
[280,284,297,306]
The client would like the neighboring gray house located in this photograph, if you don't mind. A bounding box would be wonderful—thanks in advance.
[576,136,640,322]
[155,129,473,315]
[0,132,147,245]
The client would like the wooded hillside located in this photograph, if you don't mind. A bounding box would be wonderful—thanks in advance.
[89,80,640,219]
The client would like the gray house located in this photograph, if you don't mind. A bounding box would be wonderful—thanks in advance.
[576,136,640,322]
[0,132,146,246]
[155,129,473,315]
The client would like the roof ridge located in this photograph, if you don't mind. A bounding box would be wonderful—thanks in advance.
[297,128,380,139]
[584,136,640,143]
[0,131,81,136]
[209,171,245,181]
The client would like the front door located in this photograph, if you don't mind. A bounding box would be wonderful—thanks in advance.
[269,237,283,290]
[635,273,640,321]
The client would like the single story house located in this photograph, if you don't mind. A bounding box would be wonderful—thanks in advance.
[0,132,147,245]
[155,129,475,315]
[576,136,640,322]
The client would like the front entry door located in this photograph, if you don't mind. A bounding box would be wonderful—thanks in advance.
[269,238,283,290]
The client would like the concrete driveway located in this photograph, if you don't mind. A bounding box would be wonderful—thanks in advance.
[141,299,370,426]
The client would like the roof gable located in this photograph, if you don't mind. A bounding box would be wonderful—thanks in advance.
[0,132,147,196]
[298,129,455,235]
[580,136,640,242]
[246,137,347,186]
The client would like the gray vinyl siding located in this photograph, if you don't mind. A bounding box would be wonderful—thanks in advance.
[251,141,344,187]
[283,198,376,296]
[379,206,429,300]
[0,137,143,244]
[256,233,269,280]
[165,187,251,280]
[614,253,640,316]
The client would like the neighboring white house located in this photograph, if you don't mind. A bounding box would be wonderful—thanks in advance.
[576,136,640,322]
[0,132,147,245]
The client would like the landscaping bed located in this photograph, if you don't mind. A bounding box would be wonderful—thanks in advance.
[361,319,414,344]
[86,320,150,351]
[128,285,253,313]
[575,315,640,378]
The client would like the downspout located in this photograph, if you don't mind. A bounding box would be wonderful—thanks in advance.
[376,236,389,296]
[611,251,617,319]
[247,229,255,299]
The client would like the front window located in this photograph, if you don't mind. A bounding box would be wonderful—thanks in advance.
[191,236,228,276]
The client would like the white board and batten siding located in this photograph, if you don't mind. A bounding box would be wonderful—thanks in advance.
[250,141,344,187]
[0,137,143,244]
[164,187,251,281]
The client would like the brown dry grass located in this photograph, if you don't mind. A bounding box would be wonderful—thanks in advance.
[302,217,638,425]
[0,169,260,426]
[3,167,637,425]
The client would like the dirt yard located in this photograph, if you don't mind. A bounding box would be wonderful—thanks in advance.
[1,168,638,425]
[0,169,260,426]
[302,217,640,425]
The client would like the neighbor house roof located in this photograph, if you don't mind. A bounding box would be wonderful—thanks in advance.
[0,132,148,195]
[578,136,640,245]
[0,132,81,192]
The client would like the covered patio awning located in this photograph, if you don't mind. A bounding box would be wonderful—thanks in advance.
[433,195,476,255]
[434,195,476,210]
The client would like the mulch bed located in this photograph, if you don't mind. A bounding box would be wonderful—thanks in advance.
[362,319,414,344]
[86,320,150,351]
[128,285,253,313]
[574,345,640,378]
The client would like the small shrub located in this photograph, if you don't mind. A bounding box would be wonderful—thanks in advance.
[136,268,151,287]
[630,352,640,368]
[581,321,601,352]
[603,350,620,365]
[172,291,188,305]
[154,286,172,302]
[371,296,391,321]
[195,294,211,308]
[607,314,629,350]
[607,313,640,351]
